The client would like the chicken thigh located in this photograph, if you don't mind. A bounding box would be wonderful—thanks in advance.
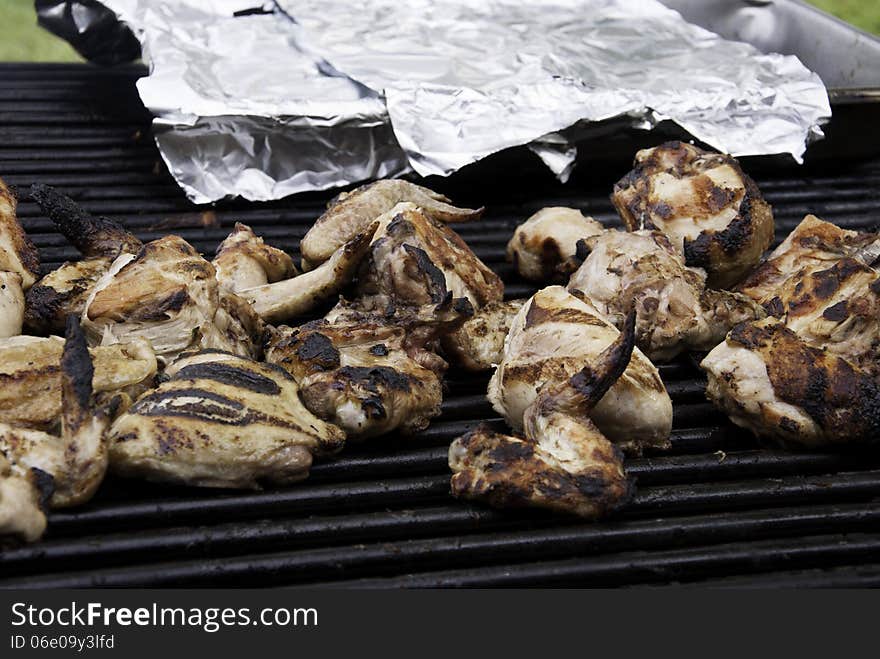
[109,351,345,488]
[213,222,297,293]
[441,299,525,371]
[568,229,763,361]
[612,141,773,288]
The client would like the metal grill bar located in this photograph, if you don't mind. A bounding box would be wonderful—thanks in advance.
[0,64,879,588]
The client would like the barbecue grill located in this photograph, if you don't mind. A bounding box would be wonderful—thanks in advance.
[0,61,879,588]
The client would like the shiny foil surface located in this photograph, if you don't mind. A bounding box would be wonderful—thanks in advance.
[39,0,831,202]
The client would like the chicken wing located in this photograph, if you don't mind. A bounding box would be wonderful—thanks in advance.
[1,318,113,542]
[82,235,263,363]
[300,180,482,269]
[357,204,503,313]
[506,207,604,283]
[108,351,345,488]
[239,223,376,325]
[568,229,764,361]
[449,312,636,518]
[25,184,142,335]
[489,286,672,454]
[612,141,773,288]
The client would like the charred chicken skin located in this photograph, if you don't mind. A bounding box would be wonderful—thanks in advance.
[702,216,880,446]
[612,141,774,289]
[266,300,463,439]
[489,286,672,454]
[449,312,637,518]
[568,228,764,362]
[109,351,345,488]
[300,180,482,270]
[0,319,113,542]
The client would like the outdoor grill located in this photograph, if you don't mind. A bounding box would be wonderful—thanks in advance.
[0,62,879,588]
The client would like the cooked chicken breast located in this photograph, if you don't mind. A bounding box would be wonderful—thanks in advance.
[82,235,263,363]
[0,334,156,431]
[1,318,112,542]
[442,299,525,371]
[266,304,455,439]
[240,223,376,325]
[450,313,637,518]
[489,286,672,454]
[109,351,345,488]
[25,184,142,335]
[358,204,503,313]
[568,229,764,361]
[213,222,297,293]
[507,207,604,283]
[701,318,880,447]
[612,141,773,288]
[300,180,482,269]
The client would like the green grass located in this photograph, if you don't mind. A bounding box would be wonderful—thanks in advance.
[0,0,876,62]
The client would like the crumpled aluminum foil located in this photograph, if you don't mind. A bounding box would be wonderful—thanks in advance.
[38,0,831,203]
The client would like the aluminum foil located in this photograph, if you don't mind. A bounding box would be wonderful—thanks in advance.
[38,0,831,203]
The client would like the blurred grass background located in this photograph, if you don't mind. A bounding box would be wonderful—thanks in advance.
[0,0,877,62]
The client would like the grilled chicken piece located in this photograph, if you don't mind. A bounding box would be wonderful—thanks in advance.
[25,184,142,335]
[239,223,376,325]
[701,318,880,446]
[300,180,483,269]
[0,178,40,338]
[82,235,263,363]
[489,286,671,454]
[612,141,773,288]
[442,299,525,371]
[0,319,112,542]
[449,313,636,518]
[507,207,604,283]
[109,351,345,488]
[357,203,503,313]
[736,215,880,368]
[0,334,156,432]
[266,301,463,439]
[213,222,297,292]
[568,229,764,362]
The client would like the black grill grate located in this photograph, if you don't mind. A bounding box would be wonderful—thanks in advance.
[1,64,879,588]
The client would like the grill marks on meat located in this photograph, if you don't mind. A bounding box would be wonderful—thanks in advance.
[612,141,773,288]
[568,229,764,362]
[449,313,637,518]
[0,318,112,542]
[489,286,672,455]
[0,178,40,338]
[109,351,344,488]
[300,180,483,269]
[702,216,880,446]
[506,207,604,283]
